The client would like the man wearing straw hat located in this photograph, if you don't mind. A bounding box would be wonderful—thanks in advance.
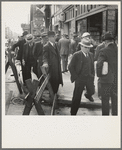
[22,34,38,82]
[68,38,95,115]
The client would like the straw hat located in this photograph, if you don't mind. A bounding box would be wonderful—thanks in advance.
[79,38,93,48]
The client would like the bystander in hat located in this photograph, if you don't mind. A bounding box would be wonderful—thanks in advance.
[103,32,114,40]
[22,31,28,37]
[26,34,34,43]
[36,34,42,39]
[48,31,55,37]
[81,32,90,38]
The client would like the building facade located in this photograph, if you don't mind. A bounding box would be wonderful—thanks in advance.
[51,4,118,44]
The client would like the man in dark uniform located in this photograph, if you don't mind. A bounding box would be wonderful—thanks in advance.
[96,32,118,115]
[68,38,95,115]
[42,31,63,94]
[11,31,28,83]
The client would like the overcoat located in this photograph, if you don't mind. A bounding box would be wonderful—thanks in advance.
[43,42,63,93]
[96,43,117,84]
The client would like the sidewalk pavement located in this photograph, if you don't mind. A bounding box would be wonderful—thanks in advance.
[5,64,102,115]
[58,71,102,108]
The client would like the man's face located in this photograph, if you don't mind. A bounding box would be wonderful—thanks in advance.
[42,36,48,44]
[81,45,90,53]
[28,40,34,45]
[49,35,55,43]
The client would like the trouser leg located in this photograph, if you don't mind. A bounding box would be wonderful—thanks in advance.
[71,80,85,115]
[98,78,101,97]
[65,55,68,71]
[24,64,31,81]
[61,55,65,72]
[21,63,26,84]
[50,79,59,94]
[101,83,110,115]
[33,61,38,78]
[111,83,118,115]
[85,78,95,99]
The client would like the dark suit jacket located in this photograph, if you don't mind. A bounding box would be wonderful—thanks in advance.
[68,51,94,83]
[33,41,43,65]
[11,39,26,61]
[58,38,70,55]
[43,42,63,87]
[22,42,43,63]
[96,43,117,84]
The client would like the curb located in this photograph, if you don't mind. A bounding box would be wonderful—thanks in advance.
[58,98,102,109]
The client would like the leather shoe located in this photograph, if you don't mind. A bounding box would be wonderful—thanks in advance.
[84,93,94,102]
[88,97,94,102]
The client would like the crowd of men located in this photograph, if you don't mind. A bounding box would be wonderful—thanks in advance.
[6,30,118,116]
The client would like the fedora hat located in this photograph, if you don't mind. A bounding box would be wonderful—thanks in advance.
[41,32,48,38]
[82,32,90,38]
[48,31,55,37]
[22,31,28,37]
[79,38,93,48]
[73,33,78,37]
[104,32,114,40]
[26,34,34,42]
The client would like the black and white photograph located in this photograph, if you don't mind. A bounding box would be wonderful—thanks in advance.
[2,1,121,148]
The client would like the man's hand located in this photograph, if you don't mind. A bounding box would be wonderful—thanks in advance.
[15,60,21,66]
[42,63,48,68]
[42,63,49,72]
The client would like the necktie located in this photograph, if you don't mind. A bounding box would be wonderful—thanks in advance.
[86,53,89,57]
[53,43,56,49]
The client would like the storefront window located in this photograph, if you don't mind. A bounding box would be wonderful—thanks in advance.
[77,5,80,15]
[81,5,82,14]
[73,8,74,17]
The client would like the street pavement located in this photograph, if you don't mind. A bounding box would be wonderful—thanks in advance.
[5,62,102,115]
